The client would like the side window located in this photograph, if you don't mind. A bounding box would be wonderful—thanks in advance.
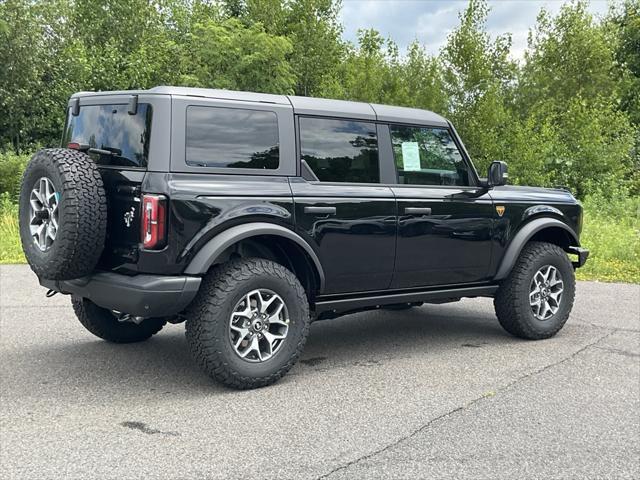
[299,117,379,183]
[185,106,279,169]
[390,125,471,186]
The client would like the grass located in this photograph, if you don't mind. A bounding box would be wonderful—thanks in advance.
[576,194,640,283]
[1,192,638,283]
[0,197,24,264]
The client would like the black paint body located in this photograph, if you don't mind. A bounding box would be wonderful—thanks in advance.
[97,172,582,296]
[67,89,584,315]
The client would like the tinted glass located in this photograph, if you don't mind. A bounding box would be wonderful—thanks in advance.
[186,106,279,169]
[390,125,471,186]
[300,117,379,183]
[63,103,152,168]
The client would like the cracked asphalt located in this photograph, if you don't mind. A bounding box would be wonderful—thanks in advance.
[1,264,639,479]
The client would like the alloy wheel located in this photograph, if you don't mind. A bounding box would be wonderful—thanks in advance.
[529,265,564,321]
[228,289,290,362]
[29,177,59,252]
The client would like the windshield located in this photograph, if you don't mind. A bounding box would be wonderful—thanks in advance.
[63,103,152,168]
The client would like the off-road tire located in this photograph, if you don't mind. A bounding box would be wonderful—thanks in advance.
[19,148,107,280]
[185,258,310,390]
[494,241,575,340]
[72,297,166,343]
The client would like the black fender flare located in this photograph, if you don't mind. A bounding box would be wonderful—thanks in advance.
[184,222,326,292]
[494,217,580,280]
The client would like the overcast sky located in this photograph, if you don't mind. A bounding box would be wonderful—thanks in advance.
[339,0,611,60]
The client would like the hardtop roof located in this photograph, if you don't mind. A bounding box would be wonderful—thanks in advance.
[70,86,449,126]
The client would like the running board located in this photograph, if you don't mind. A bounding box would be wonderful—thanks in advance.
[314,285,498,317]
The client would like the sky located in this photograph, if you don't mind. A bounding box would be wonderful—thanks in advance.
[339,0,612,60]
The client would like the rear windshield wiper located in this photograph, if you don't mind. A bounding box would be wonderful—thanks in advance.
[88,146,122,157]
[68,143,122,157]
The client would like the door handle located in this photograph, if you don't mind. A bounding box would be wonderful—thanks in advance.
[304,206,336,215]
[404,207,432,215]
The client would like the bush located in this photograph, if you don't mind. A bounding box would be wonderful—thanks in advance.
[0,152,30,201]
[577,191,640,283]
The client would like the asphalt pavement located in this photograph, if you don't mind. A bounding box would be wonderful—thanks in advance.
[1,264,638,479]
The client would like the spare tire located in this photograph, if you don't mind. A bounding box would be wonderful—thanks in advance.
[19,148,107,280]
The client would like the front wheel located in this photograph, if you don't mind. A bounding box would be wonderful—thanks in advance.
[494,241,575,340]
[185,258,310,390]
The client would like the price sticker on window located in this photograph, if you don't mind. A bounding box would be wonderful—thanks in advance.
[401,142,421,171]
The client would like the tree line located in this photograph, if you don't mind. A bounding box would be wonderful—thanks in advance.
[1,0,638,198]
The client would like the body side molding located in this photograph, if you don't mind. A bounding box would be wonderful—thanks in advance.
[184,222,326,291]
[494,217,580,280]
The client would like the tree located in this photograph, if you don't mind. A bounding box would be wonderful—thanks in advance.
[0,0,87,152]
[179,18,296,93]
[440,0,517,174]
[517,1,636,196]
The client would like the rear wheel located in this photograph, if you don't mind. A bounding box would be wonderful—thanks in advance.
[72,297,166,343]
[186,258,310,390]
[494,241,575,340]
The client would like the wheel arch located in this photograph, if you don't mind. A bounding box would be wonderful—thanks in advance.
[184,222,325,295]
[494,217,579,281]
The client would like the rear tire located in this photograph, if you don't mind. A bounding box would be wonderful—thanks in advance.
[185,258,310,390]
[494,241,575,340]
[72,297,166,343]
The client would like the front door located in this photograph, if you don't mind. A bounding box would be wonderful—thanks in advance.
[292,116,397,294]
[387,124,494,288]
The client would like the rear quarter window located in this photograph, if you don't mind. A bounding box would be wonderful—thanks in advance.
[185,106,279,169]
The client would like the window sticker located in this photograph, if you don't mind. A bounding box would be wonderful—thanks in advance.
[401,142,421,171]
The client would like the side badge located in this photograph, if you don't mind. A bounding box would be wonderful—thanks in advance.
[496,205,505,217]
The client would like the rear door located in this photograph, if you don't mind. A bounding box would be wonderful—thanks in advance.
[63,94,170,270]
[386,123,494,288]
[291,117,397,294]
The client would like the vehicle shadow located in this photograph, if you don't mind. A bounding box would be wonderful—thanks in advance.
[7,300,510,396]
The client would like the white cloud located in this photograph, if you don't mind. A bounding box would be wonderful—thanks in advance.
[339,0,612,60]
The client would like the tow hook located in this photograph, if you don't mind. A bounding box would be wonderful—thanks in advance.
[45,289,58,298]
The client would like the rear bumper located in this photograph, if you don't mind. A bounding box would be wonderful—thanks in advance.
[568,246,589,268]
[40,272,201,317]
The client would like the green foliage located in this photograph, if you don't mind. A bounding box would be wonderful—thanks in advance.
[0,152,29,201]
[610,0,640,127]
[577,191,640,283]
[179,18,296,93]
[440,0,517,175]
[0,192,24,264]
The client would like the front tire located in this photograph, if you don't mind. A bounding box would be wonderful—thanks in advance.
[72,297,166,343]
[494,241,575,340]
[185,258,310,390]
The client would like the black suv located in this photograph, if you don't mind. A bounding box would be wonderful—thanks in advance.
[19,86,589,389]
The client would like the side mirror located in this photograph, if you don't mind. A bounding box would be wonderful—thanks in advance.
[488,161,508,187]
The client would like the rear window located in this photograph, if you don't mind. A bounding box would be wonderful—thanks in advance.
[185,106,279,169]
[63,103,152,168]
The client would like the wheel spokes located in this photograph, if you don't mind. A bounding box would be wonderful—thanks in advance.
[228,288,289,363]
[529,264,565,321]
[29,177,58,252]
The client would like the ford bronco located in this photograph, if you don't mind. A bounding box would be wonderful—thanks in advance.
[19,87,589,389]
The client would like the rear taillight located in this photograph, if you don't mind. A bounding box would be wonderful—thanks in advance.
[141,194,167,250]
